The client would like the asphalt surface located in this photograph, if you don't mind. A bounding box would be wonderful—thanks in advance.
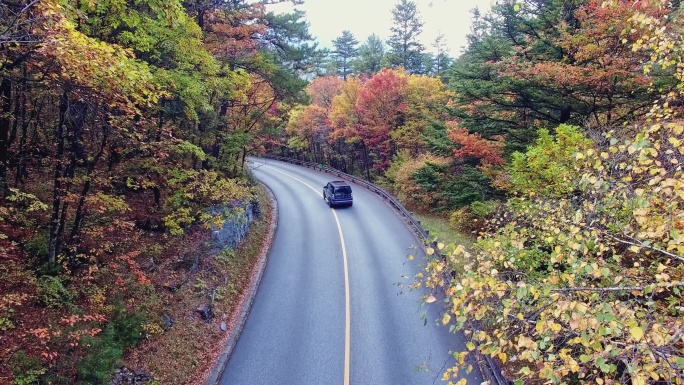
[218,158,482,385]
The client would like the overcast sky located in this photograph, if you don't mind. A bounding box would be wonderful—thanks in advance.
[266,0,494,57]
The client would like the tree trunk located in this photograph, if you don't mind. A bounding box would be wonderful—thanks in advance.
[69,130,107,248]
[49,91,68,264]
[0,78,12,196]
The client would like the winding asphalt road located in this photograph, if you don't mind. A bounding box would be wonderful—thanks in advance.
[218,158,482,385]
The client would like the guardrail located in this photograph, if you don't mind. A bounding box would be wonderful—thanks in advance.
[254,154,508,385]
[260,155,429,240]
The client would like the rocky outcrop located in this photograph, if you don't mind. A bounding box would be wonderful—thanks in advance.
[209,200,260,251]
[109,368,153,385]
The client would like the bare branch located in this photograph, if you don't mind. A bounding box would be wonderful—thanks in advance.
[551,281,684,293]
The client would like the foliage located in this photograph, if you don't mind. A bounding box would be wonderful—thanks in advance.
[10,350,46,385]
[447,121,505,168]
[469,200,497,219]
[77,305,145,384]
[36,276,74,309]
[164,170,254,235]
[352,34,385,76]
[449,206,474,234]
[355,68,408,172]
[445,0,670,156]
[386,0,425,74]
[423,119,684,384]
[509,124,592,197]
[332,31,358,80]
[392,153,450,210]
[0,0,317,382]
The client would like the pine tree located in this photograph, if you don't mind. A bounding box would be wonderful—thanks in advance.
[431,33,452,78]
[352,34,385,75]
[386,0,424,74]
[332,30,358,80]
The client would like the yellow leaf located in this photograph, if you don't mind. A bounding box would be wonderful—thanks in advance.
[437,242,445,250]
[632,373,646,385]
[442,313,451,325]
[426,247,435,255]
[629,326,644,341]
[425,295,437,304]
[498,352,507,363]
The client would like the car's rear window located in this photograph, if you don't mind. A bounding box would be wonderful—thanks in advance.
[334,186,352,194]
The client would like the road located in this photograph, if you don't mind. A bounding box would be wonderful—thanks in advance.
[218,158,482,385]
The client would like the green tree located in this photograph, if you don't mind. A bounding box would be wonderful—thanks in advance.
[352,34,385,75]
[332,30,358,80]
[386,0,425,74]
[431,32,452,78]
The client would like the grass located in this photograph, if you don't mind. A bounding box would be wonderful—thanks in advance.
[412,212,474,248]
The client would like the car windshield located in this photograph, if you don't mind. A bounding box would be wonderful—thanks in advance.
[334,186,352,194]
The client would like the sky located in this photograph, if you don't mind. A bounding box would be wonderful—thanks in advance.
[266,0,494,57]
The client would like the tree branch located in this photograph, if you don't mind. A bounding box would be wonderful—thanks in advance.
[551,282,684,293]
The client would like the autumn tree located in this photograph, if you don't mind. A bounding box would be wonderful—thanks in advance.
[329,75,363,172]
[285,76,343,162]
[421,2,684,385]
[0,0,313,382]
[354,68,408,176]
[447,0,667,153]
[392,74,453,153]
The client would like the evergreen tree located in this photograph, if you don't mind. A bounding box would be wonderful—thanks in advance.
[352,34,385,75]
[431,33,452,78]
[386,0,425,74]
[332,30,358,80]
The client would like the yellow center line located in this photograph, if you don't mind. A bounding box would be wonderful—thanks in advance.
[256,163,351,385]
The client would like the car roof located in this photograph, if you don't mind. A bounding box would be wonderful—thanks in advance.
[330,180,350,186]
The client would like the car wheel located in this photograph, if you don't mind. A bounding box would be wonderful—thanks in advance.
[323,190,326,200]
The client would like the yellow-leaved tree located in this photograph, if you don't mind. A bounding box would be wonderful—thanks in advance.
[422,1,684,384]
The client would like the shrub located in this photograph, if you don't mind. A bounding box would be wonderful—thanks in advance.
[36,276,74,309]
[449,206,474,233]
[10,350,46,385]
[77,304,145,384]
[25,228,50,260]
[508,124,592,197]
[469,200,497,218]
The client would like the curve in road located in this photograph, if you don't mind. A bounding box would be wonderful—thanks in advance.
[218,158,481,385]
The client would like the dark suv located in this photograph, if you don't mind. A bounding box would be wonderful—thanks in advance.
[323,181,353,207]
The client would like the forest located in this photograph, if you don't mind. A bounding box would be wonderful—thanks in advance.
[0,0,683,384]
